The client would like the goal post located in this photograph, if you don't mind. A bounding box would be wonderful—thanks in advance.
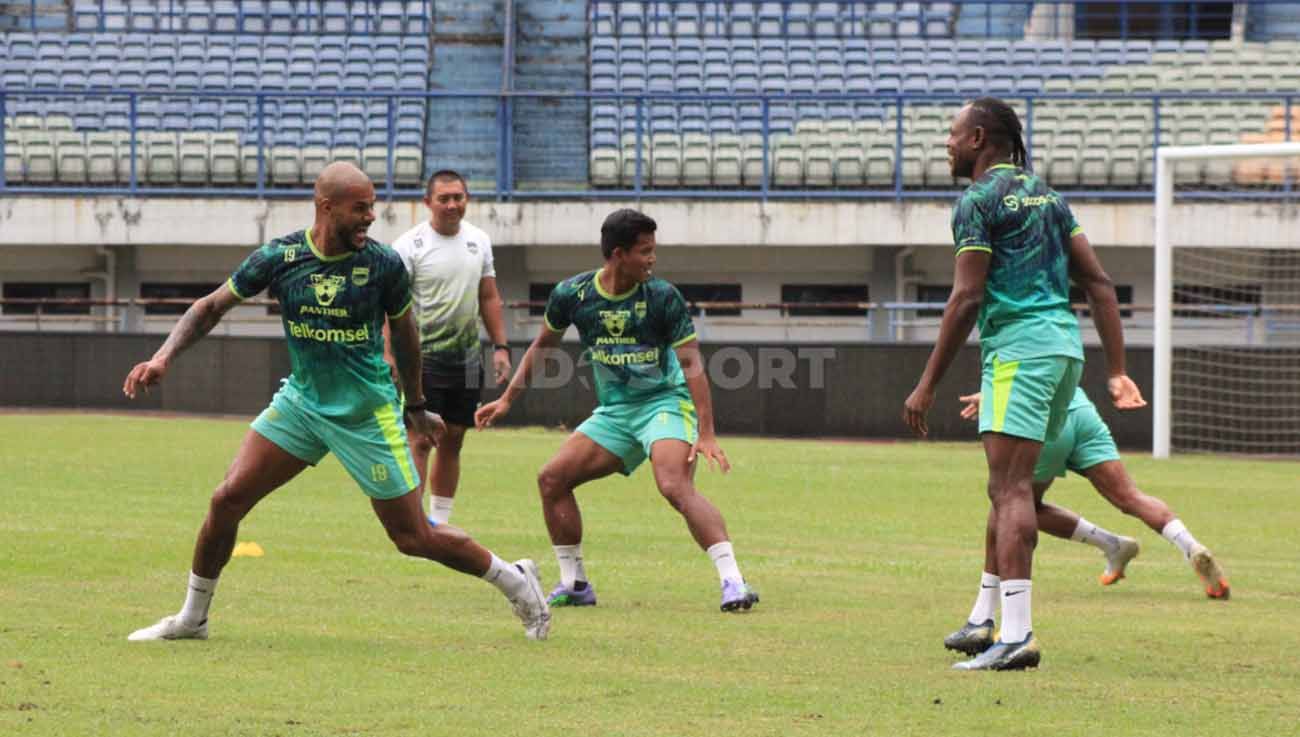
[1153,141,1300,458]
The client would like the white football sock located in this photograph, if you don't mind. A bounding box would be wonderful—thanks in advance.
[999,579,1033,644]
[707,541,744,584]
[481,554,528,600]
[1071,517,1122,554]
[553,544,588,589]
[968,571,1000,625]
[179,572,218,626]
[429,495,455,525]
[1161,519,1200,559]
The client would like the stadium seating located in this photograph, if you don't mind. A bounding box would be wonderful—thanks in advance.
[586,2,1300,190]
[3,1,1298,193]
[1,23,430,188]
[589,2,956,40]
[67,1,430,35]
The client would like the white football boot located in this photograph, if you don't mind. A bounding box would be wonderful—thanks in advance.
[127,614,208,641]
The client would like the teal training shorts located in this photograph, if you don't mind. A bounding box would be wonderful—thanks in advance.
[1033,396,1122,482]
[577,393,699,476]
[978,354,1084,443]
[250,385,419,500]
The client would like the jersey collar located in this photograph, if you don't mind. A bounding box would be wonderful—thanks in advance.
[305,227,355,262]
[593,268,641,301]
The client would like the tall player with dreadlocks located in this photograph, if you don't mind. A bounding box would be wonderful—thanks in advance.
[902,98,1146,670]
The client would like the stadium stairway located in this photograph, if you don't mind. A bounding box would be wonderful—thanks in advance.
[512,0,590,191]
[1248,2,1300,41]
[422,0,503,192]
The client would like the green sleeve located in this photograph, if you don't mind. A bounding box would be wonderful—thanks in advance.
[543,281,574,333]
[227,244,277,300]
[381,255,413,318]
[1061,198,1084,238]
[951,189,994,257]
[661,284,697,347]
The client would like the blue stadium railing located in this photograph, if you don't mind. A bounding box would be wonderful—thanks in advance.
[2,89,1296,201]
[3,1,1297,40]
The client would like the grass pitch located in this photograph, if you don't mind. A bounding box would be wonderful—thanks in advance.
[2,412,1298,736]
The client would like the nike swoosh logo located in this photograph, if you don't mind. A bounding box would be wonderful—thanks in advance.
[981,584,997,589]
[1004,590,1026,598]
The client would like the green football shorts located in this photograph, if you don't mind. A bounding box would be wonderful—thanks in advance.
[978,353,1083,443]
[250,385,419,500]
[1033,395,1122,482]
[576,393,699,475]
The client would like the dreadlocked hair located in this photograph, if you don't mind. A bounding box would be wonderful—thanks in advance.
[969,96,1028,169]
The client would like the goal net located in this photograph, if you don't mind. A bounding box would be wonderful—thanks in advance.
[1154,141,1300,457]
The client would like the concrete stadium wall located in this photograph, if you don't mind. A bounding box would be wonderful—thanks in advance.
[0,333,1155,450]
[3,196,1297,250]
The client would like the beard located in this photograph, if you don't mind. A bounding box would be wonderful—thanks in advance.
[337,222,367,250]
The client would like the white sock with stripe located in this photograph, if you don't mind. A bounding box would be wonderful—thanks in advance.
[554,544,589,590]
[707,541,743,584]
[999,579,1033,644]
[179,572,217,626]
[1161,519,1201,559]
[1071,517,1122,554]
[968,571,1000,625]
[481,554,528,600]
[429,495,455,525]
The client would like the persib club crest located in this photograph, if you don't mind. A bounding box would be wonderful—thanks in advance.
[351,266,370,286]
[466,241,479,254]
[599,309,630,337]
[634,301,647,319]
[310,274,347,306]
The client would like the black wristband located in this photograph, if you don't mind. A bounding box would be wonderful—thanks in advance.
[403,400,428,414]
[493,344,509,351]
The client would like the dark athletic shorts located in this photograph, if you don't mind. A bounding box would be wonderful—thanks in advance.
[421,363,482,428]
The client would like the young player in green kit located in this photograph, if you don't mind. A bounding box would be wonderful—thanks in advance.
[902,98,1145,670]
[475,209,760,613]
[122,162,549,642]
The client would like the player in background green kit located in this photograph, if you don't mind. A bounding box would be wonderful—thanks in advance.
[902,98,1145,670]
[943,388,1230,658]
[122,162,550,643]
[475,209,760,613]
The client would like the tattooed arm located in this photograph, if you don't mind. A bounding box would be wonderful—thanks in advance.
[123,284,241,398]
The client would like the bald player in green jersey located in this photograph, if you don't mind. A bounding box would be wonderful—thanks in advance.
[475,208,760,614]
[903,97,1145,671]
[122,162,550,643]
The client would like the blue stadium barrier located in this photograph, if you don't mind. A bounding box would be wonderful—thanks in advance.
[5,1,1296,38]
[1,88,1297,200]
[4,1,1300,200]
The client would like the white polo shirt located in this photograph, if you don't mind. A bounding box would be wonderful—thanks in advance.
[391,219,495,379]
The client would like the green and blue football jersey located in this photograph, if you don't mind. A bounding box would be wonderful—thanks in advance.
[227,228,413,420]
[951,163,1084,362]
[544,269,697,407]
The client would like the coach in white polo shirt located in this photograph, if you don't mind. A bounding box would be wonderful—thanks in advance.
[389,169,511,525]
